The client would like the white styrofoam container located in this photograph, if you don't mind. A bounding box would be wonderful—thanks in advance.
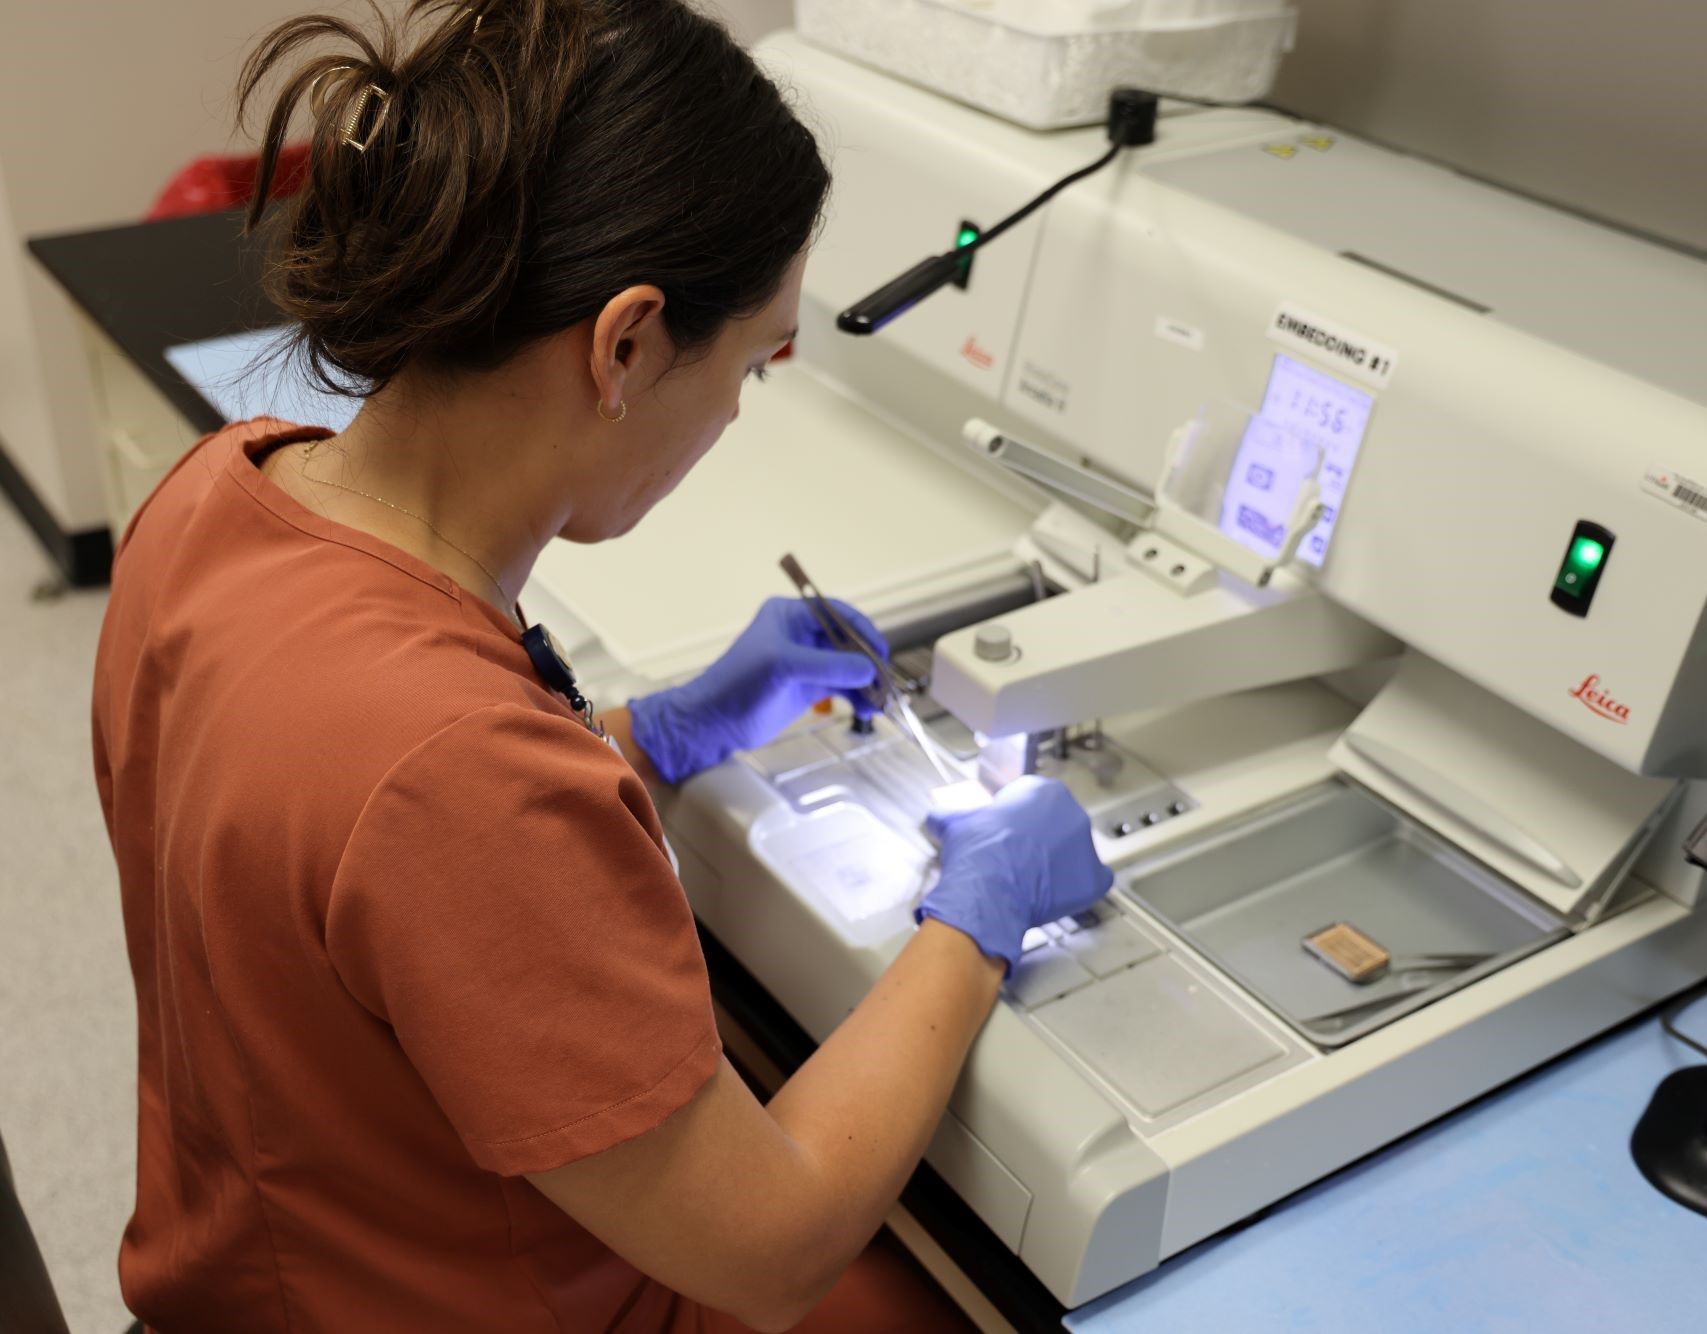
[794,0,1298,130]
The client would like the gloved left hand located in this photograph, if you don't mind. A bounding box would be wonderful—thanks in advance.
[629,596,889,784]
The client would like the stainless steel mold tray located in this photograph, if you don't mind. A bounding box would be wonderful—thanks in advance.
[1120,781,1568,1046]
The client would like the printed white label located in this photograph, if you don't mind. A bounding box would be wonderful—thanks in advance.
[1268,304,1399,391]
[1015,361,1071,414]
[1154,316,1205,351]
[1643,466,1707,523]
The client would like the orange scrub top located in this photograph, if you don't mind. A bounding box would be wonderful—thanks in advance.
[92,421,727,1331]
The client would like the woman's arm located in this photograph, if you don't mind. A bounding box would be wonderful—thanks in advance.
[557,596,1110,1327]
[527,773,1109,1329]
[527,919,1001,1331]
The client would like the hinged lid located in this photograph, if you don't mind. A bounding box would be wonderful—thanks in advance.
[1331,653,1679,922]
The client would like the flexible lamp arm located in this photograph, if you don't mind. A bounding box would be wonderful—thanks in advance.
[836,88,1159,336]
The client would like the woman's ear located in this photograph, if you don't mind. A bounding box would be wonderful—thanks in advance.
[589,285,668,417]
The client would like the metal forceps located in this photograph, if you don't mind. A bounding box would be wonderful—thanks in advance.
[1301,953,1494,1034]
[778,553,960,782]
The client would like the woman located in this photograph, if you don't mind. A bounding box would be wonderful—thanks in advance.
[92,2,1112,1329]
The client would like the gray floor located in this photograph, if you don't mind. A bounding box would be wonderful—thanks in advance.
[0,499,134,1334]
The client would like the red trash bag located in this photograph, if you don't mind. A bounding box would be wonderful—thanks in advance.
[146,142,312,220]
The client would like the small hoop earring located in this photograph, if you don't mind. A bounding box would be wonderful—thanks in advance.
[597,398,627,424]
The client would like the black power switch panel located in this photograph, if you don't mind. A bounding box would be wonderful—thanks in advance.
[1550,520,1615,617]
[952,220,981,290]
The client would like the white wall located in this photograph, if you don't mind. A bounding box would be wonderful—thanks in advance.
[0,157,63,520]
[1,0,316,532]
[1272,0,1707,254]
[706,0,792,45]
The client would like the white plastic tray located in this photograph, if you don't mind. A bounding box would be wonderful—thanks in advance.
[795,0,1297,129]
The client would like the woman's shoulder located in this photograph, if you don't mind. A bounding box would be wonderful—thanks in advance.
[233,602,610,805]
[118,418,327,554]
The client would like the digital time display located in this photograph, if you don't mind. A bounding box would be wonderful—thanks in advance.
[1219,354,1374,568]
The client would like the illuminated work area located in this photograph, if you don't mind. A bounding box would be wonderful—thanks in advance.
[2,3,1705,1331]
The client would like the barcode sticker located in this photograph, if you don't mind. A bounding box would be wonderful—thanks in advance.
[1643,467,1707,523]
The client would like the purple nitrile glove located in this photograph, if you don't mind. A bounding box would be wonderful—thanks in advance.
[629,596,889,785]
[918,775,1113,975]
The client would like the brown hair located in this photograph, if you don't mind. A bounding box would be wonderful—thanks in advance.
[238,0,829,393]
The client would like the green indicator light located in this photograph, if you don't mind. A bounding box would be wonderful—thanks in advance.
[1553,523,1613,617]
[951,222,981,291]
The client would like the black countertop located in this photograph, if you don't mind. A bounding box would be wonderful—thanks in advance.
[28,210,274,436]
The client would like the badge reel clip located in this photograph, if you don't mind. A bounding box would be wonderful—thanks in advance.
[523,623,598,732]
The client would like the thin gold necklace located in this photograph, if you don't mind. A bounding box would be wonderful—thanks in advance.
[300,442,521,629]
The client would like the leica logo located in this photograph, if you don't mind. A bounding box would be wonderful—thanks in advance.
[960,335,995,370]
[1569,674,1630,724]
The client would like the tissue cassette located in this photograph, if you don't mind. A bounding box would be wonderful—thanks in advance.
[1303,922,1391,984]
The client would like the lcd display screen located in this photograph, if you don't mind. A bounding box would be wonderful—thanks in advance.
[1219,354,1374,567]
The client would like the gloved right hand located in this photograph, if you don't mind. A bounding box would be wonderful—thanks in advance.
[918,775,1113,976]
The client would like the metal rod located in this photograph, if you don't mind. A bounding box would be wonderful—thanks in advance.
[779,553,918,698]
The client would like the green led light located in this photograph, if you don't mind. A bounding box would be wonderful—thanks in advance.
[1553,526,1613,615]
[957,226,980,248]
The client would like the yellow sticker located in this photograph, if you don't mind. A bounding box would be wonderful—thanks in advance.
[1298,134,1337,152]
[1262,143,1299,160]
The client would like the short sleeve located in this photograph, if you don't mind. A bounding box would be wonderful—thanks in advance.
[326,704,721,1176]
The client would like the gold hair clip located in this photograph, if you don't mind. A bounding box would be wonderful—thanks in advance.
[307,64,355,118]
[460,5,484,64]
[340,82,393,153]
